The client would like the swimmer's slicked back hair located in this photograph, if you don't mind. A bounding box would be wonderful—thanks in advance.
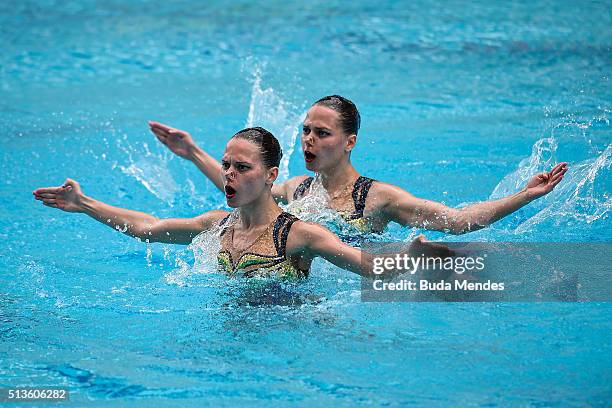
[314,95,361,136]
[233,127,283,168]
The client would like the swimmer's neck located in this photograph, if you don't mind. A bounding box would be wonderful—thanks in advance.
[237,192,281,229]
[318,160,360,193]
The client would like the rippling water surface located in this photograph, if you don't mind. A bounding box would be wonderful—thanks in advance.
[1,0,610,406]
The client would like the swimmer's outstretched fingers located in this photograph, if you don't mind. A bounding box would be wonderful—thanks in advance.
[408,234,455,259]
[524,162,569,200]
[148,120,197,160]
[149,119,225,191]
[33,179,81,212]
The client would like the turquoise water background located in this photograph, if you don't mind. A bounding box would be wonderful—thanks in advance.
[1,1,611,406]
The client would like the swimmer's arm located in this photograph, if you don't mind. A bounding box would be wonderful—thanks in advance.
[149,121,224,192]
[81,199,225,244]
[148,122,309,203]
[379,163,568,234]
[271,183,289,204]
[287,221,375,277]
[287,222,455,278]
[188,146,224,192]
[33,178,226,244]
[381,186,525,234]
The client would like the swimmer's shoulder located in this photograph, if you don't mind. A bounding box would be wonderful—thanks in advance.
[281,219,319,269]
[285,175,311,193]
[364,180,415,211]
[285,219,335,253]
[196,209,230,230]
[273,175,312,203]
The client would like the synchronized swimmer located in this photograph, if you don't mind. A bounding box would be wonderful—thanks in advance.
[33,128,450,279]
[150,95,567,234]
[34,95,567,279]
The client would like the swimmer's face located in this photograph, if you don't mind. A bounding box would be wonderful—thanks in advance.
[221,138,278,208]
[301,105,356,172]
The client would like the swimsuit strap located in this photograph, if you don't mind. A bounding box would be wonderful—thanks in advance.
[350,176,375,220]
[218,214,232,237]
[272,211,299,257]
[292,177,314,200]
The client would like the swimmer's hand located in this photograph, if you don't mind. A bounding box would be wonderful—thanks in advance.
[524,162,568,201]
[149,120,224,192]
[148,121,197,160]
[407,234,455,259]
[407,235,456,281]
[33,179,84,213]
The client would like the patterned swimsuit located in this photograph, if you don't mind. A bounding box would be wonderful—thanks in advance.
[217,212,309,279]
[292,176,376,231]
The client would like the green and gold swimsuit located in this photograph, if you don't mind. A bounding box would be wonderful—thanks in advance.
[292,175,376,232]
[217,212,308,279]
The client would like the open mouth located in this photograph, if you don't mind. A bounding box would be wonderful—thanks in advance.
[304,151,316,163]
[224,185,236,199]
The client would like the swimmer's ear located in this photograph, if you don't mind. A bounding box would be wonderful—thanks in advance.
[345,133,357,152]
[266,167,279,185]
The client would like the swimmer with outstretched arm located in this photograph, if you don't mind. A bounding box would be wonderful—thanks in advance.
[150,95,567,234]
[33,127,450,279]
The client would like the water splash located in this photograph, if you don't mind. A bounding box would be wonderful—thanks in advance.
[284,174,333,219]
[190,214,232,273]
[282,174,371,238]
[245,65,305,181]
[489,110,611,236]
[513,145,610,234]
[115,134,179,205]
[163,211,237,286]
[283,175,399,242]
[490,137,558,198]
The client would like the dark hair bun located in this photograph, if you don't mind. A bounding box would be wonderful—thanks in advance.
[233,127,283,168]
[314,95,361,135]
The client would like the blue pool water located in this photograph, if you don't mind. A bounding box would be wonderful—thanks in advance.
[1,0,611,405]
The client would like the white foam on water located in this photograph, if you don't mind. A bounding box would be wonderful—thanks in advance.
[245,65,305,182]
[283,174,401,241]
[490,137,558,199]
[120,158,179,205]
[282,174,366,237]
[115,135,179,206]
[163,211,237,286]
[489,112,611,235]
[512,145,610,234]
[284,174,334,220]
